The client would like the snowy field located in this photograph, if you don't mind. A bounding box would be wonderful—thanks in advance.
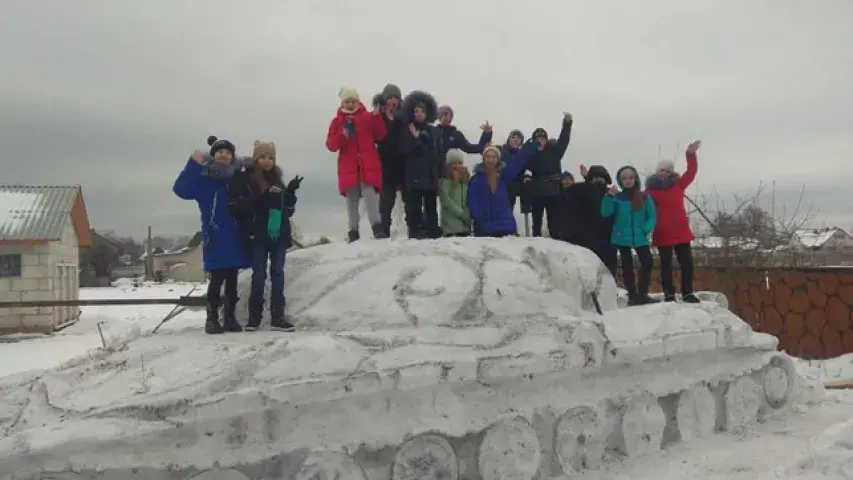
[2,239,853,479]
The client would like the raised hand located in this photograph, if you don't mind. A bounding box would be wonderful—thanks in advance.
[480,120,493,132]
[686,140,701,154]
[408,123,418,137]
[579,164,588,177]
[286,175,304,193]
[608,185,619,196]
[192,150,206,164]
[563,112,573,123]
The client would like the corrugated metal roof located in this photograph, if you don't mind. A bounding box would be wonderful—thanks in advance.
[0,185,81,241]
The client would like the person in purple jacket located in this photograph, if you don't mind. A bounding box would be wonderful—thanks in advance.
[173,135,250,335]
[466,140,538,237]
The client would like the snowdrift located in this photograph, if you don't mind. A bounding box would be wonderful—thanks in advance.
[0,238,800,480]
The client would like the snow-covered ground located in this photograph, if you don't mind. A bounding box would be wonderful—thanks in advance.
[1,238,853,479]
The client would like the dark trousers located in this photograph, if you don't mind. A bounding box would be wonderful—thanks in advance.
[379,185,401,236]
[207,268,239,305]
[658,242,695,296]
[444,232,470,238]
[405,189,439,238]
[531,195,561,238]
[591,243,618,278]
[249,239,287,315]
[619,245,653,299]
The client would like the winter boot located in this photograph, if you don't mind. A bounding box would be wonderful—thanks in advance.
[347,229,360,243]
[682,293,701,304]
[372,223,388,239]
[221,296,243,332]
[634,295,661,306]
[664,294,677,302]
[204,300,224,334]
[245,297,263,331]
[270,308,295,332]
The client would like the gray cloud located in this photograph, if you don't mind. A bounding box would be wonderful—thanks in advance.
[1,0,851,238]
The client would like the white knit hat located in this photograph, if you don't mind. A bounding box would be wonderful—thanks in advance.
[655,158,675,173]
[338,87,360,102]
[446,149,464,165]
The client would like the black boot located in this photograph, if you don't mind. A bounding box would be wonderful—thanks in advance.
[221,296,243,332]
[347,229,360,243]
[682,293,701,303]
[204,300,224,334]
[664,294,677,302]
[372,223,388,239]
[270,308,295,332]
[245,297,263,331]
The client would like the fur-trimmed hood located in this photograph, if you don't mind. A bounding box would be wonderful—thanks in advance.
[646,171,681,190]
[401,90,438,124]
[585,165,612,185]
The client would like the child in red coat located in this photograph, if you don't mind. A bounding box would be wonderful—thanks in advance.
[646,140,701,303]
[325,87,388,242]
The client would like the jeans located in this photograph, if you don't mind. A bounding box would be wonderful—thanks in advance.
[250,238,287,314]
[207,268,238,305]
[658,243,695,295]
[618,245,654,299]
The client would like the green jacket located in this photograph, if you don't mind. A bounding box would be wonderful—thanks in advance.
[438,178,470,235]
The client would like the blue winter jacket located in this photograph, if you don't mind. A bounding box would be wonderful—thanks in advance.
[173,157,251,271]
[600,166,657,248]
[467,142,537,237]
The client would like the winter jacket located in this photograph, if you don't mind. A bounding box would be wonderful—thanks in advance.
[399,122,443,191]
[377,109,406,188]
[438,178,470,235]
[601,166,657,248]
[526,119,573,178]
[645,151,698,247]
[467,142,538,237]
[227,164,296,251]
[325,102,387,196]
[438,125,492,156]
[173,158,250,271]
[560,174,614,249]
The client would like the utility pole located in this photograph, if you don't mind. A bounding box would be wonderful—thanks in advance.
[145,226,153,280]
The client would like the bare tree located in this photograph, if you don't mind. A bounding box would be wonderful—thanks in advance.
[686,182,816,267]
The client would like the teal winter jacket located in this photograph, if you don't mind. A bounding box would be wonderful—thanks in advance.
[601,166,657,247]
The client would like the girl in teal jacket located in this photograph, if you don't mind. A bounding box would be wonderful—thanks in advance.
[601,166,660,306]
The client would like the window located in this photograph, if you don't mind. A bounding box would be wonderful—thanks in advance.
[0,254,22,277]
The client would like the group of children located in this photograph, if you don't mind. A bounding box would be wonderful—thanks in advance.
[174,85,702,334]
[329,85,702,307]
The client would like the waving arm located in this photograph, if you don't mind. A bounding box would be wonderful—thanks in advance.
[173,158,204,200]
[502,142,538,182]
[679,151,698,189]
[552,118,573,160]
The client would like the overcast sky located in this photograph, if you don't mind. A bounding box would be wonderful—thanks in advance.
[1,0,851,240]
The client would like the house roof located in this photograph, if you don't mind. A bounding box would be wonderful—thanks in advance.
[792,228,849,248]
[0,185,93,247]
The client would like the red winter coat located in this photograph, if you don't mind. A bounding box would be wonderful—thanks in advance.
[646,152,698,247]
[325,103,387,196]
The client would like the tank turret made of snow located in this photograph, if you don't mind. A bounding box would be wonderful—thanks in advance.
[0,238,799,480]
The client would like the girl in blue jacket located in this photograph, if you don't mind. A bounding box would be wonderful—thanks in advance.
[173,136,251,334]
[467,141,537,237]
[601,166,660,306]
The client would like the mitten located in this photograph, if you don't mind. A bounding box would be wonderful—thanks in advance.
[285,175,304,193]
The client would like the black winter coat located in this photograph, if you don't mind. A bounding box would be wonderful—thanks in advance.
[557,181,613,248]
[399,122,443,191]
[227,164,296,250]
[377,110,406,188]
[526,119,574,178]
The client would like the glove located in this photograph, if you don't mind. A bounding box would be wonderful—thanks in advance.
[285,175,304,193]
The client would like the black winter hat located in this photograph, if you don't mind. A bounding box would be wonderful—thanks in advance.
[207,135,236,157]
[507,129,524,142]
[585,165,612,185]
[381,83,402,100]
[531,128,548,140]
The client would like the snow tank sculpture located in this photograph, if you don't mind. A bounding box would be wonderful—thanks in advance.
[0,237,798,480]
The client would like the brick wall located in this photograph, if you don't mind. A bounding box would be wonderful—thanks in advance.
[642,266,853,359]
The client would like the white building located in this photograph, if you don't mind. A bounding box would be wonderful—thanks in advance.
[0,185,92,334]
[151,232,205,282]
[791,228,853,251]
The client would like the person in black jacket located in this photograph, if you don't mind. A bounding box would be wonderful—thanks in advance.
[399,90,443,239]
[563,165,617,276]
[526,113,574,237]
[228,140,303,332]
[375,83,406,237]
[436,104,493,177]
